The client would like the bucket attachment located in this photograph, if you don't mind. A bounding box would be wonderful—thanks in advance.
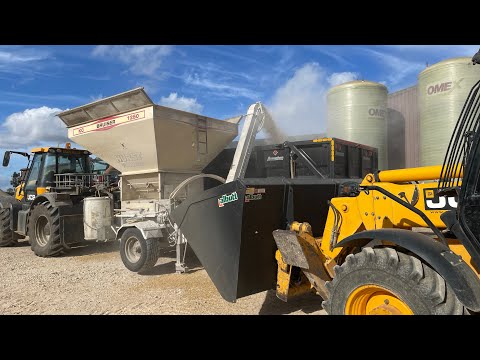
[171,178,342,302]
[272,229,331,299]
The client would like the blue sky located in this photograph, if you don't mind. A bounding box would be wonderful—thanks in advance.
[0,45,478,189]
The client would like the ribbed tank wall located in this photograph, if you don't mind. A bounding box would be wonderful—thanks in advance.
[419,57,480,166]
[327,80,388,169]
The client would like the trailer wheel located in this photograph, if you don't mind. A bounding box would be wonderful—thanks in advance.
[323,247,464,315]
[0,207,17,247]
[120,228,160,273]
[28,201,64,257]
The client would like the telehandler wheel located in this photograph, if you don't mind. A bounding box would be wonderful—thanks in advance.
[0,207,17,247]
[120,228,161,273]
[323,247,464,315]
[28,201,64,257]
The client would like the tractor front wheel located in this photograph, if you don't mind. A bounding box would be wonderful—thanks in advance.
[28,201,64,257]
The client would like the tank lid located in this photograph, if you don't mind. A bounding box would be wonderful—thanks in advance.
[420,57,473,76]
[84,196,110,200]
[327,80,387,94]
[58,87,154,128]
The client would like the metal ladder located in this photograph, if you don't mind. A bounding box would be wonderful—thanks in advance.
[196,117,208,161]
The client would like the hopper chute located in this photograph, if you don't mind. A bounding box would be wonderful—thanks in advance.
[57,88,239,175]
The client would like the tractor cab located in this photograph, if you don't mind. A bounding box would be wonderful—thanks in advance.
[3,143,91,203]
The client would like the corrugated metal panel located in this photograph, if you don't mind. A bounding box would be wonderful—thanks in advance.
[387,86,419,168]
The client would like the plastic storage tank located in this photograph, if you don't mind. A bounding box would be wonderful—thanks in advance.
[327,80,388,169]
[419,57,480,166]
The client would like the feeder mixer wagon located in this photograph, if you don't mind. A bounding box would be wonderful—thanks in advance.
[0,87,238,272]
[56,88,239,272]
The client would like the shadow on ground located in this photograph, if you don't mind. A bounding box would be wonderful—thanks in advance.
[19,235,204,278]
[258,290,324,315]
[15,237,120,257]
[16,237,205,281]
[14,239,30,247]
[65,241,120,257]
[140,246,203,276]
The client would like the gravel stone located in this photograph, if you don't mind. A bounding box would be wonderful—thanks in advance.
[0,239,326,315]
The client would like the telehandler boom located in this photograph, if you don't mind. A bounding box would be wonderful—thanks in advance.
[172,52,480,315]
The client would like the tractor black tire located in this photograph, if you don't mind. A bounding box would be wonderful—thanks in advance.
[323,247,464,315]
[0,207,17,247]
[120,228,161,273]
[28,201,64,257]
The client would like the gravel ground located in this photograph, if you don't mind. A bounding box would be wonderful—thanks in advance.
[0,239,326,315]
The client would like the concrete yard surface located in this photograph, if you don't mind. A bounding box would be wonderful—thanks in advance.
[0,240,326,315]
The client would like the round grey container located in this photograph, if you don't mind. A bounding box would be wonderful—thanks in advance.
[327,80,388,169]
[419,57,480,166]
[83,196,113,241]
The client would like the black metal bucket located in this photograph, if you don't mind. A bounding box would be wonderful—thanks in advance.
[171,178,343,302]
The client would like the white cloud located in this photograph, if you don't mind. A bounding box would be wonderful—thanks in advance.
[327,72,359,87]
[386,45,480,57]
[183,72,260,100]
[79,74,110,81]
[381,45,480,84]
[0,51,47,64]
[89,94,104,101]
[0,48,49,66]
[361,48,424,87]
[159,93,203,113]
[305,46,353,66]
[194,46,262,66]
[268,62,329,136]
[0,107,69,149]
[92,45,172,77]
[0,90,86,103]
[0,47,51,78]
[179,61,254,82]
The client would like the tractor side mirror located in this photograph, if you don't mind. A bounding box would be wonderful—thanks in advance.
[2,152,10,167]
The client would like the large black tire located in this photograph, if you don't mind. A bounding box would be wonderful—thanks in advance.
[323,247,464,315]
[120,228,160,273]
[0,207,17,247]
[28,201,64,257]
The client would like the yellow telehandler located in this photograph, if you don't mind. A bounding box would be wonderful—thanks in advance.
[171,51,480,315]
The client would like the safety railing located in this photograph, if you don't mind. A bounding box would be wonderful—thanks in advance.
[55,173,112,190]
[439,80,480,190]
